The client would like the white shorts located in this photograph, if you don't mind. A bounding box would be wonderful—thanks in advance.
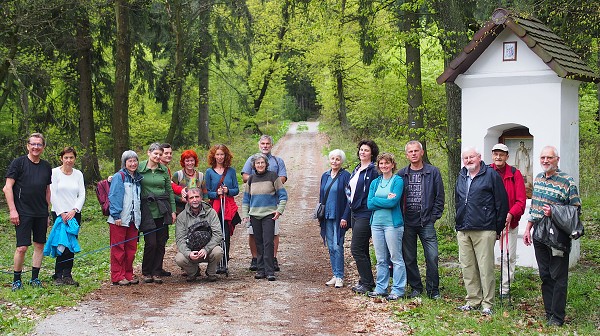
[247,219,280,236]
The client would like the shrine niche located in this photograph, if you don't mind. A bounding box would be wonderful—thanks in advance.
[437,8,599,268]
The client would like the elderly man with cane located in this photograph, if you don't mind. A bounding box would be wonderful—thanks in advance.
[490,143,526,303]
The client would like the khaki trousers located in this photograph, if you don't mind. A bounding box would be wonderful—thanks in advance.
[175,246,223,276]
[458,230,496,309]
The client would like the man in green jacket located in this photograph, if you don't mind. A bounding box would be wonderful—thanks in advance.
[175,188,223,282]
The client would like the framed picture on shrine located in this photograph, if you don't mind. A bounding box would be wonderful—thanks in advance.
[503,41,517,61]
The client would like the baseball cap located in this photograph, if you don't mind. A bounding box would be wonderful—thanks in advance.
[492,143,509,152]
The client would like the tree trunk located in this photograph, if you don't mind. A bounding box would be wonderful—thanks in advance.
[76,11,101,184]
[113,0,131,171]
[197,0,211,149]
[403,7,429,163]
[252,0,290,115]
[165,0,184,145]
[335,0,349,131]
[433,0,470,226]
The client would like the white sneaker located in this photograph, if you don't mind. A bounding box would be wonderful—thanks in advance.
[325,277,337,286]
[335,278,344,288]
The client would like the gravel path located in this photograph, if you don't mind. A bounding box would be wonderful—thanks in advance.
[33,122,408,335]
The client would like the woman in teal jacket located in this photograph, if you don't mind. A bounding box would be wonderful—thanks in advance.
[367,152,406,300]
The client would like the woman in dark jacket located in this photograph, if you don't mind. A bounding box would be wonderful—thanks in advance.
[138,142,176,284]
[341,140,380,294]
[319,149,351,289]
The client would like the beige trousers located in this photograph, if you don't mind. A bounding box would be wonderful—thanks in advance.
[458,230,497,309]
[175,246,224,276]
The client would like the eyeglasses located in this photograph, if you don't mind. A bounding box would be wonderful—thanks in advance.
[28,143,44,148]
[540,156,556,160]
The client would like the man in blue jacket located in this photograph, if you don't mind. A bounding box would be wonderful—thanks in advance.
[398,140,445,299]
[455,147,508,316]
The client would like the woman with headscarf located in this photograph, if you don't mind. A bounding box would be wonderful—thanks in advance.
[107,150,143,285]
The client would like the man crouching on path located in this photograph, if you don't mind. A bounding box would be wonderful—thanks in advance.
[175,188,223,282]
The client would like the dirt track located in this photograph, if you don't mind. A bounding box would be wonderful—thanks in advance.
[33,122,408,335]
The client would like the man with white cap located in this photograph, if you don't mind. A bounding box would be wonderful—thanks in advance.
[490,143,526,299]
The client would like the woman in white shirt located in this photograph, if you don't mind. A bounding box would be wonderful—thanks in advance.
[50,147,85,286]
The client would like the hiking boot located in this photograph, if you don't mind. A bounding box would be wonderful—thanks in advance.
[273,258,280,271]
[12,280,23,291]
[29,278,43,288]
[129,277,140,285]
[152,276,163,284]
[267,275,276,281]
[254,272,266,279]
[61,276,80,287]
[207,274,218,282]
[351,284,373,294]
[143,275,154,283]
[159,269,172,277]
[54,277,65,286]
[249,258,258,271]
[112,279,130,286]
[409,289,422,298]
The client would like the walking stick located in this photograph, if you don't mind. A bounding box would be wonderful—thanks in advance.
[505,225,511,306]
[500,227,505,307]
[219,192,229,276]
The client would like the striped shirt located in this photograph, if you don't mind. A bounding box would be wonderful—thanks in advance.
[242,171,287,219]
[529,169,580,222]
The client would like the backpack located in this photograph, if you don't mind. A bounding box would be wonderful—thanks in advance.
[96,171,125,216]
[186,220,212,251]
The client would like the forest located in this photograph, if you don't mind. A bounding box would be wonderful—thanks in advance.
[0,0,598,193]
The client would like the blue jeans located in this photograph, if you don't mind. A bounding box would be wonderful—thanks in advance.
[325,219,344,278]
[372,225,406,295]
[402,224,439,296]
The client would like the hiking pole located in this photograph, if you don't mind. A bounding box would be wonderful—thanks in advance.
[219,191,229,276]
[500,227,505,307]
[505,225,511,306]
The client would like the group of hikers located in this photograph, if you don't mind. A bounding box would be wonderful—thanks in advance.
[317,139,581,326]
[4,132,581,327]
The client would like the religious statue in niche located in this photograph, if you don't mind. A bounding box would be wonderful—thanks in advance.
[505,138,533,198]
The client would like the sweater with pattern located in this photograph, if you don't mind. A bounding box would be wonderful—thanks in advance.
[242,170,287,219]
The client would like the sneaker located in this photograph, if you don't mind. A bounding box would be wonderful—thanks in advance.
[457,304,478,312]
[61,276,80,287]
[334,278,344,288]
[129,277,139,285]
[367,291,388,298]
[249,258,258,271]
[152,276,163,284]
[387,293,401,301]
[325,277,337,286]
[11,280,23,291]
[143,275,154,283]
[266,275,276,281]
[254,272,266,279]
[481,308,493,316]
[352,284,373,294]
[29,278,43,288]
[273,258,280,272]
[429,293,441,300]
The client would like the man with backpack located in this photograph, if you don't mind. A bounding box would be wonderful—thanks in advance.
[174,187,223,282]
[490,143,526,299]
